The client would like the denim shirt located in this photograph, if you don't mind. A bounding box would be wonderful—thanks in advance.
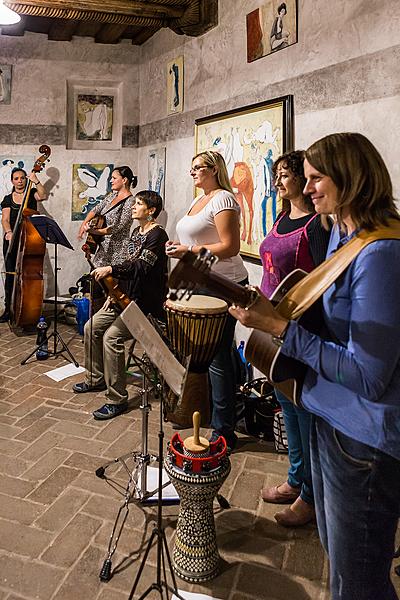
[281,224,400,459]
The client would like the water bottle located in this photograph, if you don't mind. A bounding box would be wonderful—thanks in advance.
[237,340,253,382]
[73,296,90,336]
[36,316,48,360]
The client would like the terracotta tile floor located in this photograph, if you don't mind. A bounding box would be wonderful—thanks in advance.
[0,321,398,599]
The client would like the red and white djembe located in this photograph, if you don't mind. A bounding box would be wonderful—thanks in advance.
[164,412,231,582]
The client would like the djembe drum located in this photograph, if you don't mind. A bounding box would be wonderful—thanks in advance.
[164,412,231,582]
[164,294,228,428]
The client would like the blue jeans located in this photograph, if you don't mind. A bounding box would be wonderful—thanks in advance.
[209,311,238,444]
[311,416,400,600]
[196,278,248,446]
[276,389,313,505]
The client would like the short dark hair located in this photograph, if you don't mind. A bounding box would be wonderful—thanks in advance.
[278,3,287,14]
[135,190,163,218]
[11,167,27,181]
[305,132,399,230]
[113,166,138,189]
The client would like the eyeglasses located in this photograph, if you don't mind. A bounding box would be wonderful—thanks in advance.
[190,165,209,173]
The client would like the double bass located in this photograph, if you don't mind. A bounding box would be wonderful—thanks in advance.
[6,145,51,328]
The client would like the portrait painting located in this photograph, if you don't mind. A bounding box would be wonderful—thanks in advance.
[0,65,12,105]
[148,147,166,201]
[195,96,293,262]
[246,0,298,62]
[71,163,113,221]
[0,155,34,214]
[67,80,123,149]
[167,56,184,115]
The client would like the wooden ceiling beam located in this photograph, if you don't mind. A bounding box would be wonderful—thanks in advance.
[48,18,77,41]
[5,0,186,20]
[95,23,128,44]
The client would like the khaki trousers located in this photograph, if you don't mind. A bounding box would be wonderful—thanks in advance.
[84,303,133,405]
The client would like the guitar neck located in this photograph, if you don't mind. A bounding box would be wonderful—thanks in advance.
[168,252,256,308]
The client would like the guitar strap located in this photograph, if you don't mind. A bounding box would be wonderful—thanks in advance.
[100,193,131,218]
[276,219,400,321]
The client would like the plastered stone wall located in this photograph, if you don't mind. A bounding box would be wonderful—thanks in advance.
[137,0,400,306]
[0,34,140,305]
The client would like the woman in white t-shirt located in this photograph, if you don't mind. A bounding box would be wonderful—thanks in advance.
[166,150,248,450]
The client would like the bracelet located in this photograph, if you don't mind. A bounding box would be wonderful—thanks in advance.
[188,245,193,253]
[5,230,12,235]
[272,321,290,347]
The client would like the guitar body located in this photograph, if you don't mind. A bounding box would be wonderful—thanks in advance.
[245,269,308,406]
[85,214,105,255]
[168,252,320,406]
[244,330,306,406]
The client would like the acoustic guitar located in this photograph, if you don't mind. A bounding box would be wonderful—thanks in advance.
[168,249,315,406]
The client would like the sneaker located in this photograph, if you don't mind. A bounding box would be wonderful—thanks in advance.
[93,403,128,420]
[73,381,107,394]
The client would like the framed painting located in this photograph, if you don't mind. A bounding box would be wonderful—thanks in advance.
[246,0,298,62]
[67,80,123,149]
[148,147,166,200]
[167,56,184,115]
[0,65,12,104]
[71,163,113,220]
[195,95,293,262]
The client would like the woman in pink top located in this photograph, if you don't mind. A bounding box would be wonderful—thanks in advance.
[259,151,330,527]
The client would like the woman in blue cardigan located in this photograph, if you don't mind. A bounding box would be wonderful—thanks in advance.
[231,132,400,600]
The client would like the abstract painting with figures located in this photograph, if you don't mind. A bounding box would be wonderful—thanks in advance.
[195,97,293,262]
[246,0,298,62]
[76,95,113,141]
[71,163,113,220]
[167,56,184,115]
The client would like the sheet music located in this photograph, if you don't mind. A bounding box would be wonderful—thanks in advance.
[121,300,186,397]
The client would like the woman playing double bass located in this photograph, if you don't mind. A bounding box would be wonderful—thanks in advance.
[1,167,47,322]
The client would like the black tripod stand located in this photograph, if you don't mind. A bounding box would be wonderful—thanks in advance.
[21,215,78,367]
[96,353,179,583]
[127,371,186,600]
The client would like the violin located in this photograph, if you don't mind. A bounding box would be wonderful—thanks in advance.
[8,145,51,328]
[82,243,131,311]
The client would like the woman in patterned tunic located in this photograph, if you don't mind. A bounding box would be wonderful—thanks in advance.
[73,190,168,420]
[77,165,137,267]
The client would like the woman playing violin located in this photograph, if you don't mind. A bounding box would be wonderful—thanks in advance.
[78,165,137,267]
[1,167,47,323]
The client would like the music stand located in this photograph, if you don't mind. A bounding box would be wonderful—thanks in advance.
[21,215,79,367]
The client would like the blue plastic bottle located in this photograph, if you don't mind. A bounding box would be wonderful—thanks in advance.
[237,340,253,382]
[73,296,90,336]
[36,316,48,360]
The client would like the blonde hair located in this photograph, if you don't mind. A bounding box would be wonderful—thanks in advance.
[305,133,399,230]
[192,150,234,194]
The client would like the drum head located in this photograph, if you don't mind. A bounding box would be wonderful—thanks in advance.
[165,294,227,315]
